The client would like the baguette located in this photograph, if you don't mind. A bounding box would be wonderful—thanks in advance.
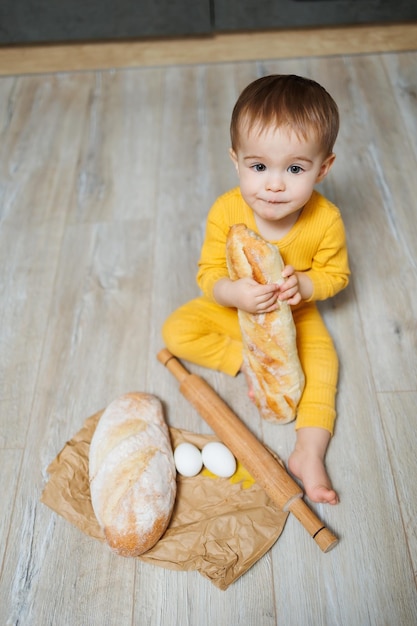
[89,392,176,557]
[226,224,305,423]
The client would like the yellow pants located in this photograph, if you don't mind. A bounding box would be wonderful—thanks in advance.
[162,297,338,434]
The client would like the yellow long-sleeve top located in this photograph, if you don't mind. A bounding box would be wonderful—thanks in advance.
[197,186,350,302]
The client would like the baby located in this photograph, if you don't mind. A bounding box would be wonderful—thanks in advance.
[162,74,350,504]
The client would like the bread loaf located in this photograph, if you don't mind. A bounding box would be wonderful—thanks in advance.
[226,224,305,423]
[89,392,176,557]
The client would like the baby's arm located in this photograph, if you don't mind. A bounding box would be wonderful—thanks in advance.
[213,277,280,314]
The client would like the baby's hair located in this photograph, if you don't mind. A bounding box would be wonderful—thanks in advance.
[230,74,339,156]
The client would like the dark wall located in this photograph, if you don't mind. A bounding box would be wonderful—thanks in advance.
[0,0,211,44]
[0,0,416,45]
[214,0,417,31]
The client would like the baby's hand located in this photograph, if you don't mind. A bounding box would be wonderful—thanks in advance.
[232,277,280,314]
[278,265,302,306]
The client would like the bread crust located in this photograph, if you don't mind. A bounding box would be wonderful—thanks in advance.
[89,392,176,556]
[226,224,305,423]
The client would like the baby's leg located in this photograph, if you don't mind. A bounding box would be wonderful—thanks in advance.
[288,304,339,504]
[162,297,242,376]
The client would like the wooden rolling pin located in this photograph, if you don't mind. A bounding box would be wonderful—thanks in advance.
[158,348,338,553]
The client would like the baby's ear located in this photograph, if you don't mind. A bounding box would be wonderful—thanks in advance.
[229,148,239,173]
[316,153,336,182]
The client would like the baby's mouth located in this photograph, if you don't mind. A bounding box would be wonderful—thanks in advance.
[263,198,286,205]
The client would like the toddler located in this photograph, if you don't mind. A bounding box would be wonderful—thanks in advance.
[162,74,350,504]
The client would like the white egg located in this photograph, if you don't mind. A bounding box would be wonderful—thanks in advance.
[201,442,236,478]
[174,442,203,477]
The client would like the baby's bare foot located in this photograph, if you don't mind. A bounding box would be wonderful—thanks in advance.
[288,427,339,505]
[288,448,339,504]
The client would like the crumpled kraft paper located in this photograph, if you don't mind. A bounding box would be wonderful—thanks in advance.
[41,409,288,590]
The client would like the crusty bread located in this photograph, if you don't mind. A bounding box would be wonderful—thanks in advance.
[89,392,176,557]
[226,224,305,423]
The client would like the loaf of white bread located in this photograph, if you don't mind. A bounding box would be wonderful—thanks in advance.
[226,224,305,423]
[89,392,176,557]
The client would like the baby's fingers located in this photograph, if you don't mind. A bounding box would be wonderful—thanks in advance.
[255,287,280,312]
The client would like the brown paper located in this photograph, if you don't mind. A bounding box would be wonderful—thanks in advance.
[41,409,288,590]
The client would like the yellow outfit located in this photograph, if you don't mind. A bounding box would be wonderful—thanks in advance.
[162,187,350,434]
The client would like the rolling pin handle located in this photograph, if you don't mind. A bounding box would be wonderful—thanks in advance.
[157,348,188,383]
[288,497,339,552]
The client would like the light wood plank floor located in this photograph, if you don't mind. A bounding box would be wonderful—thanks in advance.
[1,37,417,626]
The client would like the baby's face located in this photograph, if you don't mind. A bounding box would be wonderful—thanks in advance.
[230,124,334,234]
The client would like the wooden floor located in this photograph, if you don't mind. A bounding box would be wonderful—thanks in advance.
[1,29,417,626]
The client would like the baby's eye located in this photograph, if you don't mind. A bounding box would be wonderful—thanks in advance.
[252,163,266,172]
[288,165,303,174]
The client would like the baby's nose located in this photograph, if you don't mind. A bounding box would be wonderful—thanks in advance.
[266,173,285,191]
